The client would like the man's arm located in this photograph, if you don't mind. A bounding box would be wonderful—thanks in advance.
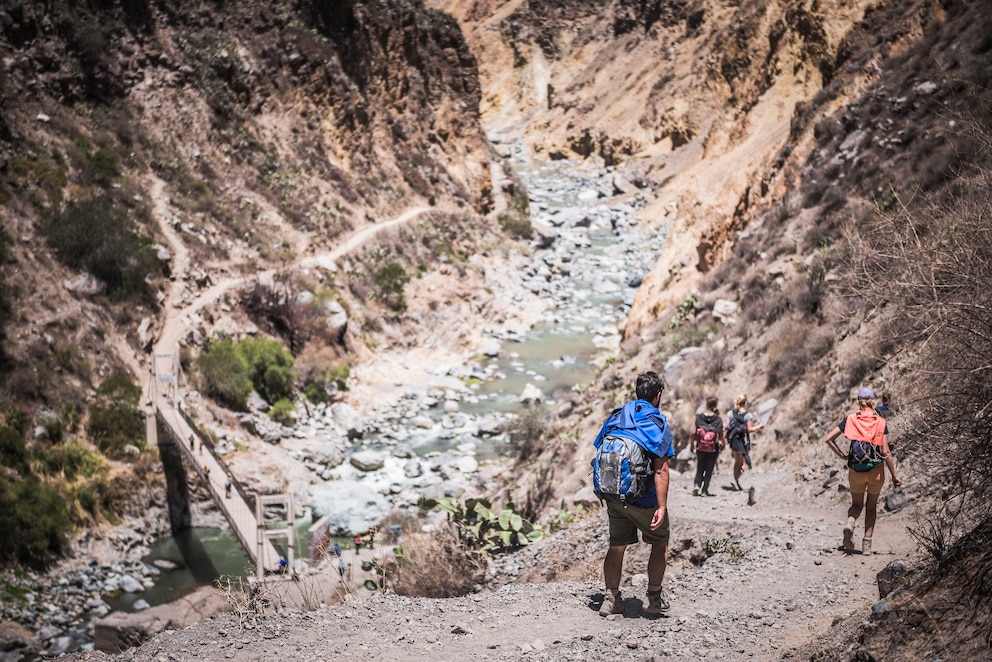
[650,456,669,530]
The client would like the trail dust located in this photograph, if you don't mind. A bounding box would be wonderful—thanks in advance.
[74,454,917,661]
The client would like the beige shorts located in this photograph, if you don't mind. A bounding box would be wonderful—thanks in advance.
[606,500,670,546]
[848,465,885,495]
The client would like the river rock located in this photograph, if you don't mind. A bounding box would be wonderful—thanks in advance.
[519,383,544,404]
[477,337,502,357]
[411,415,434,429]
[309,481,392,535]
[331,403,363,438]
[120,575,144,593]
[349,450,386,472]
[404,459,424,478]
[476,414,509,437]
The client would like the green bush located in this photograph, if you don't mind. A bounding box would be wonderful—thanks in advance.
[198,336,296,408]
[0,426,27,471]
[197,339,252,410]
[87,373,145,459]
[373,262,410,312]
[238,336,296,403]
[302,360,350,403]
[269,399,296,426]
[0,475,71,570]
[40,198,161,301]
[498,212,533,241]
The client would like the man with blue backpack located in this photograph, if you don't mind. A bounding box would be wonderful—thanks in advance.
[591,371,674,617]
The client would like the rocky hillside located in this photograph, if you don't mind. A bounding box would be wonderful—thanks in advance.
[445,0,991,511]
[437,0,992,656]
[0,0,529,561]
[2,0,991,658]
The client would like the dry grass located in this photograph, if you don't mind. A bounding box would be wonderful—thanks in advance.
[764,319,833,390]
[388,523,487,598]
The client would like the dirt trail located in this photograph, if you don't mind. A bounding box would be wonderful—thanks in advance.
[75,456,916,661]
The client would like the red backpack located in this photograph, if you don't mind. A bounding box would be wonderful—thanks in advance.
[696,425,719,452]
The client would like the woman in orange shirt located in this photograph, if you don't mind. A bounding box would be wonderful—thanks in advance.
[822,387,902,555]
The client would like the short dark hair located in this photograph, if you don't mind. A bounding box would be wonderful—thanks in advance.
[706,395,719,411]
[636,371,664,402]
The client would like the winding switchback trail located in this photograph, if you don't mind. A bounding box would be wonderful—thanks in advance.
[144,190,435,399]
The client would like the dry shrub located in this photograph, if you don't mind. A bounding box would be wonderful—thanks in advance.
[388,523,487,598]
[765,319,833,390]
[847,132,992,546]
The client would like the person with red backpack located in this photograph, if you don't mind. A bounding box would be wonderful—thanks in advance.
[822,387,903,555]
[691,396,725,497]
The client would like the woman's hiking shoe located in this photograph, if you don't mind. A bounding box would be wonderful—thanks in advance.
[732,479,742,491]
[644,589,670,616]
[842,524,855,551]
[692,486,700,496]
[599,592,623,617]
[862,538,872,556]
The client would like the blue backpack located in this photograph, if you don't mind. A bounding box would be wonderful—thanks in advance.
[591,434,652,506]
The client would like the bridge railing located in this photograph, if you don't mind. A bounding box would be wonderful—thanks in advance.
[177,407,257,511]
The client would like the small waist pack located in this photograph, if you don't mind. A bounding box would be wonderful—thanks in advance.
[848,440,884,472]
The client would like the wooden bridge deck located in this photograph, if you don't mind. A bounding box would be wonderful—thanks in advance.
[155,399,283,574]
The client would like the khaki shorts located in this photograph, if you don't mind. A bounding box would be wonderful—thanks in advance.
[848,465,885,495]
[606,500,670,546]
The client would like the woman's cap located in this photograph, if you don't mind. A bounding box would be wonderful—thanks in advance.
[857,387,876,399]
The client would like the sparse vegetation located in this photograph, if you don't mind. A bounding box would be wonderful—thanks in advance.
[40,198,161,301]
[269,399,296,426]
[498,212,533,240]
[87,373,145,459]
[372,262,410,312]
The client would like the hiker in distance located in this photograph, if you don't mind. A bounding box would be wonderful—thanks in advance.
[591,371,675,617]
[726,394,764,491]
[822,387,902,555]
[691,395,725,497]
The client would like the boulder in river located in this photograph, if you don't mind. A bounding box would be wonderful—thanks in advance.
[310,481,391,535]
[349,450,386,472]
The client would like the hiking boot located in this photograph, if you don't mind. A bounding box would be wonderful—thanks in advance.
[599,592,622,617]
[702,490,715,497]
[842,524,855,551]
[644,589,670,616]
[862,538,872,556]
[692,486,700,496]
[732,479,742,491]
